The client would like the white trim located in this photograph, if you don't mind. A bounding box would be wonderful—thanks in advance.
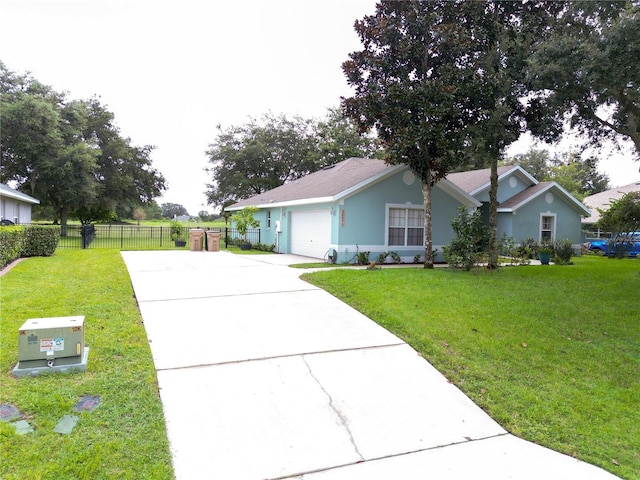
[498,182,591,216]
[436,179,482,208]
[539,212,557,242]
[469,165,538,197]
[335,164,406,202]
[385,203,425,248]
[226,196,335,211]
[0,184,40,204]
[228,163,482,212]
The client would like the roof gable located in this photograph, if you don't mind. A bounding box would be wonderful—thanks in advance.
[498,181,591,216]
[447,165,537,196]
[228,158,399,209]
[228,157,481,210]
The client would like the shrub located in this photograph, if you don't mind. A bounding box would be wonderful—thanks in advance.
[252,242,275,252]
[377,252,390,264]
[356,250,370,265]
[170,220,184,241]
[443,206,490,270]
[516,237,537,259]
[499,233,530,265]
[0,226,24,268]
[21,225,59,257]
[553,239,574,265]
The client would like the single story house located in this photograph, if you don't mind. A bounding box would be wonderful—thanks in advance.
[581,180,640,236]
[447,165,591,247]
[227,158,590,262]
[0,183,40,224]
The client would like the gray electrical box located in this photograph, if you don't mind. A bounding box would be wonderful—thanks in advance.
[13,316,89,376]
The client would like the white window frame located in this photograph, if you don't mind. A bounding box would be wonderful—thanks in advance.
[385,204,425,248]
[540,213,556,242]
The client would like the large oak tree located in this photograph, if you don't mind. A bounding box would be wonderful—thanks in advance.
[205,110,382,209]
[527,1,640,159]
[0,62,166,227]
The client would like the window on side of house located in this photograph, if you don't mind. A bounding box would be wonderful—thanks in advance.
[540,214,556,241]
[266,210,271,228]
[388,207,424,246]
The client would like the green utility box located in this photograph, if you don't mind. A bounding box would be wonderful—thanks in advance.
[13,316,89,376]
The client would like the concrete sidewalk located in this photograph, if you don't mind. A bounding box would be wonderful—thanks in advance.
[121,251,619,480]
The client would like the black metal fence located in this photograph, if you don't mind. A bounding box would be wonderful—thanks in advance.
[55,225,260,250]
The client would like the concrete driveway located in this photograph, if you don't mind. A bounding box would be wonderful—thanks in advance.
[121,250,619,480]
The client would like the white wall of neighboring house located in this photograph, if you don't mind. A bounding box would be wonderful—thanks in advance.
[1,198,33,223]
[0,185,39,224]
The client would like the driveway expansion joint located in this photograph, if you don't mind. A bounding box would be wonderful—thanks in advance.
[301,355,365,462]
[138,287,321,304]
[155,343,407,372]
[271,432,512,480]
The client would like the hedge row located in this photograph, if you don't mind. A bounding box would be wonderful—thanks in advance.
[0,225,60,269]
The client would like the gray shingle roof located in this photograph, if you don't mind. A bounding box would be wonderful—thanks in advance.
[446,166,519,194]
[498,181,591,216]
[229,158,395,209]
[498,181,553,210]
[582,181,640,224]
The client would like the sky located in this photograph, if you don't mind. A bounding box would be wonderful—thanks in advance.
[2,0,639,215]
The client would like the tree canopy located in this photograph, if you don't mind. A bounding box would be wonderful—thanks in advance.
[342,0,636,268]
[597,191,640,233]
[0,62,166,225]
[205,110,382,209]
[504,149,610,200]
[161,203,188,219]
[526,1,640,158]
[342,0,538,267]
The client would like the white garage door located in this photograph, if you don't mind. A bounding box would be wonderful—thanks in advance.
[290,210,332,259]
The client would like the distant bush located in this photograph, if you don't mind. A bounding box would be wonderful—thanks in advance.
[20,226,60,257]
[0,226,24,268]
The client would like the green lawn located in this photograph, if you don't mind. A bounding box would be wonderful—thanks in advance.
[0,250,173,480]
[303,257,640,479]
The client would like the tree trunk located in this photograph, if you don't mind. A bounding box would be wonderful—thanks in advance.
[60,207,68,237]
[422,181,434,269]
[488,158,499,269]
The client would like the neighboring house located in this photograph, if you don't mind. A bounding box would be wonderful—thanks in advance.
[227,157,480,263]
[0,183,40,224]
[581,180,640,235]
[447,166,591,247]
[227,159,590,262]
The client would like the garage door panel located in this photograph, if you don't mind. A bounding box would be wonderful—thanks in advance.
[291,210,332,259]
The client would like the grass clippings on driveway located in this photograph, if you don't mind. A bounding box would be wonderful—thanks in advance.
[303,256,640,479]
[0,249,173,480]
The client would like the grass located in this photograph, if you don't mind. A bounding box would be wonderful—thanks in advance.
[302,256,640,479]
[0,250,173,479]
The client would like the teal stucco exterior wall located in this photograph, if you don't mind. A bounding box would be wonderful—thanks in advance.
[504,192,584,243]
[334,170,470,263]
